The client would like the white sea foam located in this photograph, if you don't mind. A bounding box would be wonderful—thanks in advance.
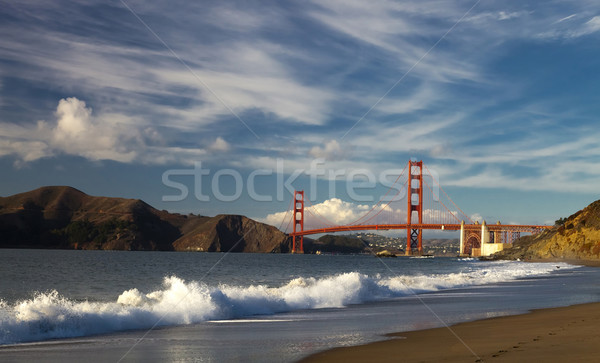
[0,260,575,345]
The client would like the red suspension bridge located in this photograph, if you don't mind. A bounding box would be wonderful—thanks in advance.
[281,160,550,256]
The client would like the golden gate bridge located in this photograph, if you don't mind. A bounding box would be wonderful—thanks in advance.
[281,160,550,257]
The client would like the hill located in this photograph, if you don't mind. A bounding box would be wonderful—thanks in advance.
[0,186,290,252]
[313,233,459,256]
[173,214,290,253]
[299,233,459,255]
[304,234,367,254]
[491,200,600,261]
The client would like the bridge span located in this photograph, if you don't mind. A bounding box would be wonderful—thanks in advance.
[284,160,551,256]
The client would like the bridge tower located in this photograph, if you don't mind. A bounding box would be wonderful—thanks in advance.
[406,160,423,255]
[292,190,304,254]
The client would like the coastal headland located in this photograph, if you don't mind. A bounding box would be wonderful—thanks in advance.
[488,199,600,262]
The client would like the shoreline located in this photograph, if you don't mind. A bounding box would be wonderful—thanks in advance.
[300,302,600,362]
[526,258,600,268]
[2,255,598,362]
[300,256,600,363]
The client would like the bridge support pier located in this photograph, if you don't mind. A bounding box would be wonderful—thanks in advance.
[406,160,423,256]
[459,220,465,256]
[481,220,490,244]
[292,190,304,254]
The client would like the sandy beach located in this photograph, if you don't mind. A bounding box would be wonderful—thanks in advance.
[301,258,600,362]
[529,258,600,268]
[301,301,600,363]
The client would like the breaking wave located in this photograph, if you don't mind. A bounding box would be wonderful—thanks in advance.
[0,260,575,345]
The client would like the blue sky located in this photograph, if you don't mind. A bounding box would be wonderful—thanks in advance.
[1,0,600,231]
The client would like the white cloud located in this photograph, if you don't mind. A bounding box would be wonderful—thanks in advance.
[205,4,275,31]
[155,45,335,126]
[555,14,577,23]
[438,159,600,195]
[498,11,527,21]
[0,97,215,165]
[308,140,349,161]
[0,121,53,164]
[468,10,530,23]
[538,15,600,39]
[309,0,485,84]
[376,84,437,115]
[470,213,483,223]
[582,16,600,34]
[347,114,462,154]
[429,143,452,158]
[261,196,465,232]
[305,198,374,226]
[261,197,404,231]
[45,97,139,163]
[0,24,335,130]
[0,139,50,166]
[54,97,91,137]
[208,137,231,152]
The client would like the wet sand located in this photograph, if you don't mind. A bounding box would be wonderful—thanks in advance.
[301,300,600,362]
[529,258,600,268]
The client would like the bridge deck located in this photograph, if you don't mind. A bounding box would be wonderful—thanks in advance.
[289,224,551,236]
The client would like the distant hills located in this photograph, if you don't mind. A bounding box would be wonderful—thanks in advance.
[305,234,459,256]
[0,186,290,252]
[492,200,600,261]
[305,234,366,254]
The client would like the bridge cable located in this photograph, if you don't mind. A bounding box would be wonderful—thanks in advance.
[343,162,409,226]
[424,165,474,224]
[356,180,408,225]
[422,178,464,224]
[296,162,409,230]
[282,212,294,234]
[277,197,295,232]
[303,198,339,228]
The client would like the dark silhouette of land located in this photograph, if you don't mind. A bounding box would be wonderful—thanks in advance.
[0,186,290,252]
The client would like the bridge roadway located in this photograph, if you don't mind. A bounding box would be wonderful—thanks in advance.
[289,223,552,237]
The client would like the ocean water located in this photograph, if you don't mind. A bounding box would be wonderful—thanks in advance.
[1,249,600,362]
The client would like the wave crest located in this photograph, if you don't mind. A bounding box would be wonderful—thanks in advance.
[0,261,575,345]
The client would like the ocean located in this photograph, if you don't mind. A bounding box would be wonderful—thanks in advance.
[1,249,600,362]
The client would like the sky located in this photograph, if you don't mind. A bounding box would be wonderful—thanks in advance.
[1,0,600,234]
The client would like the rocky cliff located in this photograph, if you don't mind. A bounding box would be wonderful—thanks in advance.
[492,200,600,261]
[0,186,290,253]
